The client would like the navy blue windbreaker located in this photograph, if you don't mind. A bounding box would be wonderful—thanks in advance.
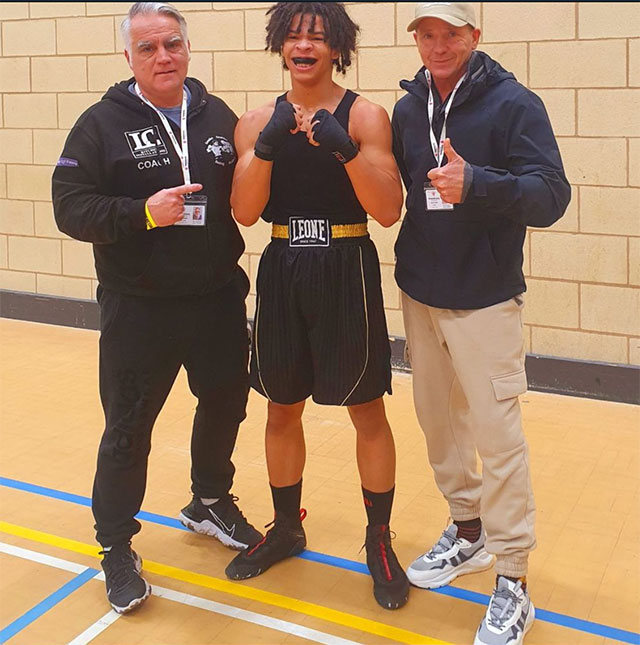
[392,51,571,310]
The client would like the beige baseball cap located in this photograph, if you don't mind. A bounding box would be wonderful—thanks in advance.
[407,2,477,31]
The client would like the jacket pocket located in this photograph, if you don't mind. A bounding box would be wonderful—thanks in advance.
[491,368,527,401]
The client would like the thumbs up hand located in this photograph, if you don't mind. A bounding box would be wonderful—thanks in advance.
[426,138,467,204]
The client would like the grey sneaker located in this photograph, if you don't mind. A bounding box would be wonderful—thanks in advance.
[406,524,493,589]
[474,577,535,645]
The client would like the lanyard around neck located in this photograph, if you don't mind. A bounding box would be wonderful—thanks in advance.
[135,83,190,185]
[425,70,466,168]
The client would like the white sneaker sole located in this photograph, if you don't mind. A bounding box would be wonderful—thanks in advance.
[407,549,494,589]
[473,602,535,645]
[179,513,248,550]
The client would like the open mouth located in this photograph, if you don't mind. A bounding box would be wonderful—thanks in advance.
[292,57,317,69]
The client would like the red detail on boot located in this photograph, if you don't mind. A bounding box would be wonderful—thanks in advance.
[364,497,373,508]
[247,509,306,557]
[378,525,392,581]
[247,534,267,557]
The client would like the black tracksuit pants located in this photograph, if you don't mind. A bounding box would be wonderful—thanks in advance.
[92,273,250,547]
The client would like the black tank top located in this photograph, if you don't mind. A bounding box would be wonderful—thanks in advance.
[264,89,367,225]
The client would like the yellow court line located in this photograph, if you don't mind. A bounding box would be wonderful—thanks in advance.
[0,521,450,645]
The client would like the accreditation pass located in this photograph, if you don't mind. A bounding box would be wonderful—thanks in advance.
[176,194,207,226]
[424,181,453,211]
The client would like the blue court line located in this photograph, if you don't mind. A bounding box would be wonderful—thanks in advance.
[0,566,99,644]
[0,476,187,531]
[299,548,368,573]
[2,476,639,645]
[432,585,640,644]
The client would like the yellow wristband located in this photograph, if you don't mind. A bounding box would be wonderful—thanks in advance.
[145,202,158,230]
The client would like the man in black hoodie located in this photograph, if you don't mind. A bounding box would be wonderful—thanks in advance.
[392,3,570,645]
[52,2,261,615]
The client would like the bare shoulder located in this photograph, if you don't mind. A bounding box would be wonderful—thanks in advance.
[349,95,391,142]
[351,96,390,124]
[237,101,276,133]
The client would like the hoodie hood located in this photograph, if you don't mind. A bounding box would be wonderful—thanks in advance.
[399,50,515,106]
[102,76,208,116]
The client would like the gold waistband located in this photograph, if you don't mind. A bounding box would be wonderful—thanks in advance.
[272,222,368,239]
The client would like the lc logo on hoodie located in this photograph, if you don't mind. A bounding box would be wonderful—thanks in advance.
[125,126,168,159]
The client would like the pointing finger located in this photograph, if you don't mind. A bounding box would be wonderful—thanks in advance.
[170,183,203,195]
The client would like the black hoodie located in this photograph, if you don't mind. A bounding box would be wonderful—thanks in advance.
[392,51,571,310]
[52,77,244,298]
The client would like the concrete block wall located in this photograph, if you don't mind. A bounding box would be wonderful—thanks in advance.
[0,2,638,366]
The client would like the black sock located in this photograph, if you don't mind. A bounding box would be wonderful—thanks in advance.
[362,486,395,527]
[454,518,481,543]
[270,479,302,523]
[498,574,527,591]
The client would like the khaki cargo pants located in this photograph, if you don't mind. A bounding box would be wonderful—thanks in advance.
[401,291,536,577]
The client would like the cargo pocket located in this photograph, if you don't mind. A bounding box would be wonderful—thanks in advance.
[491,368,527,401]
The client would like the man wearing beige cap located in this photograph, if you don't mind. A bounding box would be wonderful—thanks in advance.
[392,3,570,644]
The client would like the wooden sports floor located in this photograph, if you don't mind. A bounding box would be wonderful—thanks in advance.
[0,318,638,645]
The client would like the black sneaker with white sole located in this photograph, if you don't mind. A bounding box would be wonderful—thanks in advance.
[100,543,151,614]
[179,495,262,550]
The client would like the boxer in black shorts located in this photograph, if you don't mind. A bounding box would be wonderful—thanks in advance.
[225,2,410,610]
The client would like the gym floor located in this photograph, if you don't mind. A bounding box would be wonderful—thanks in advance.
[1,318,638,645]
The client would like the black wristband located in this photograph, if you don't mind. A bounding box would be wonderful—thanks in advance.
[331,138,359,164]
[254,138,275,161]
[310,108,359,164]
[254,101,297,162]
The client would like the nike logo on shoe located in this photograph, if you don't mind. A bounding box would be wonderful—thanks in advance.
[208,508,236,537]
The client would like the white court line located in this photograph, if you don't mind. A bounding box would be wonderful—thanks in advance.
[67,610,120,645]
[0,542,119,645]
[151,585,363,645]
[0,542,91,575]
[0,541,362,645]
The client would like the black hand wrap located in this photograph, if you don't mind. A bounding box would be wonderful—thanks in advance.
[310,109,359,164]
[254,101,297,161]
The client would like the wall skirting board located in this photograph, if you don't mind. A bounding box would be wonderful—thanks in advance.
[2,289,638,405]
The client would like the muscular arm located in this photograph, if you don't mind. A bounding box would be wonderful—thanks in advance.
[345,100,403,228]
[230,106,275,227]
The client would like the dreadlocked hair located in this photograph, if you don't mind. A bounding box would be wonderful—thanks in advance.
[265,2,359,75]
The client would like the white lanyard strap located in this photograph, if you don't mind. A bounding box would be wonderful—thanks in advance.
[425,70,466,168]
[135,83,190,185]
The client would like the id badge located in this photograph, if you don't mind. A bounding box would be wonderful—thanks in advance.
[424,181,453,211]
[176,194,207,226]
